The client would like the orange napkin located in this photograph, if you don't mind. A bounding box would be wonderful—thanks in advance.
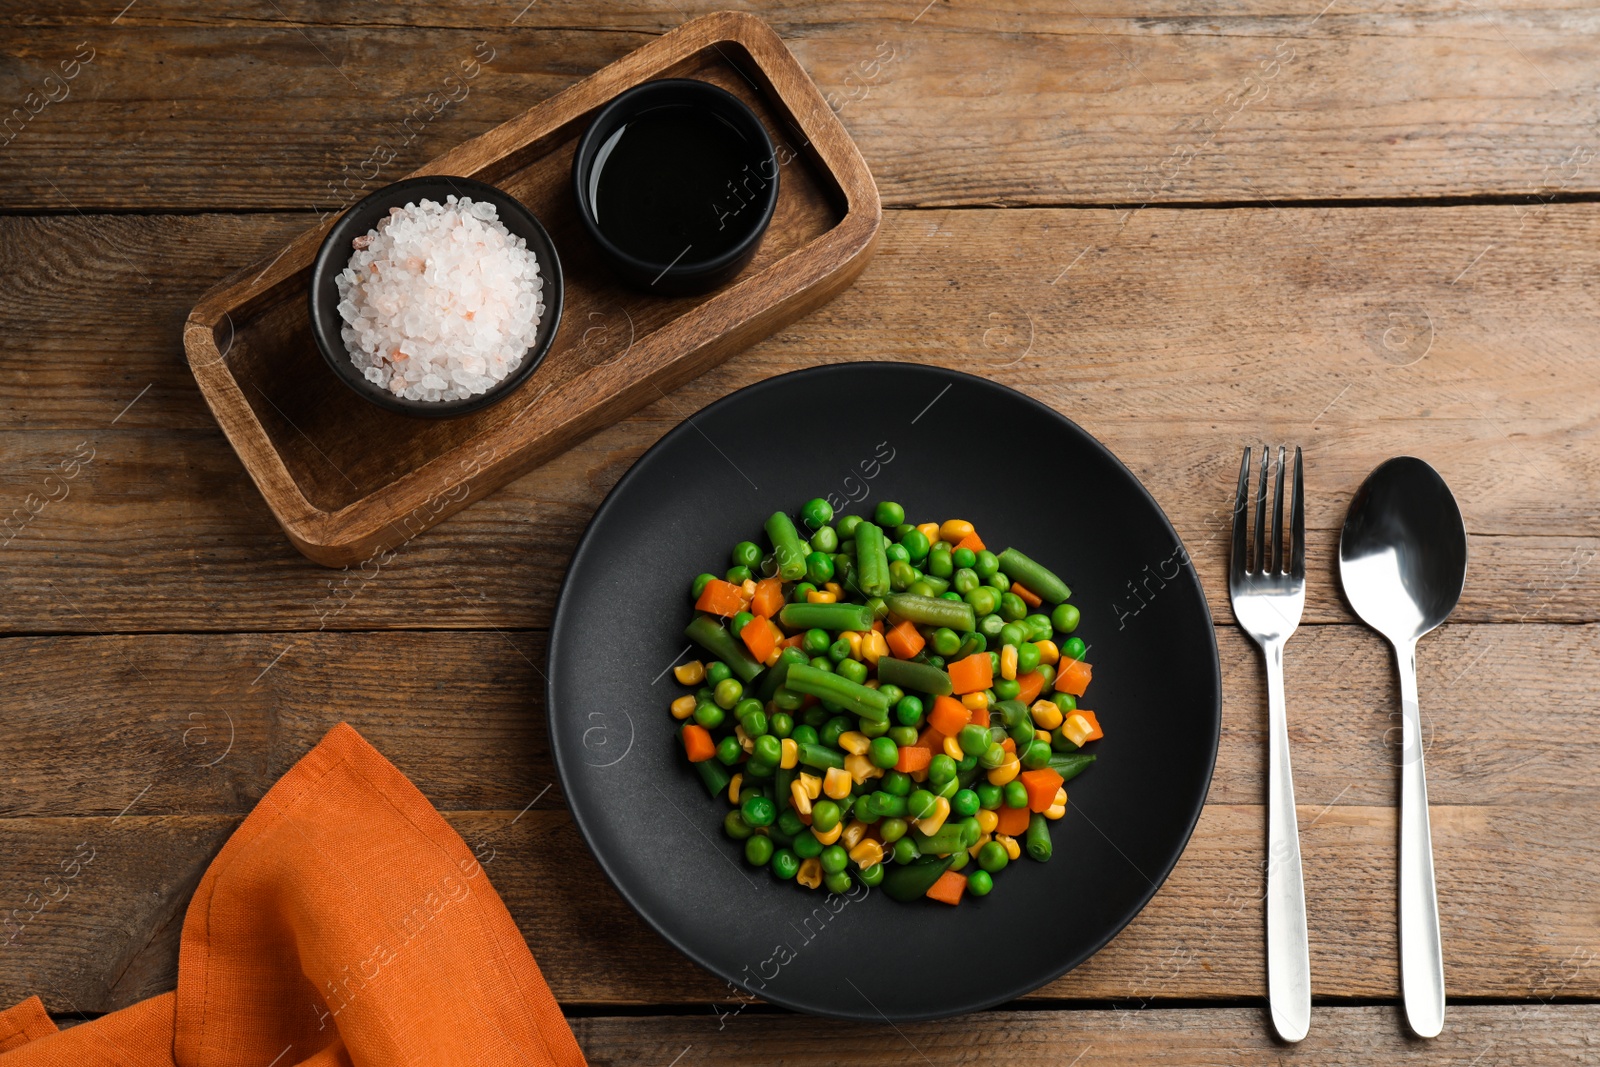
[0,723,587,1067]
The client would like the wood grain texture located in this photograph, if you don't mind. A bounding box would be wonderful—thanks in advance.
[5,3,1600,209]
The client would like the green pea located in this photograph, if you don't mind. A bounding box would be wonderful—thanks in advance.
[820,715,852,748]
[716,736,743,765]
[769,711,794,738]
[1025,613,1053,642]
[859,716,890,738]
[744,834,774,866]
[773,686,805,713]
[973,550,999,580]
[856,862,885,887]
[999,592,1028,622]
[724,810,753,839]
[951,788,980,817]
[714,678,743,709]
[817,843,848,875]
[740,793,776,827]
[793,831,823,859]
[928,627,961,657]
[822,869,850,893]
[993,677,1021,701]
[952,567,979,595]
[927,546,953,579]
[999,622,1027,648]
[820,639,845,663]
[693,702,725,730]
[771,847,800,880]
[958,724,990,759]
[952,546,977,570]
[753,734,784,766]
[869,736,900,769]
[885,542,910,566]
[966,868,994,896]
[738,708,767,739]
[778,809,806,836]
[926,754,956,786]
[888,559,917,591]
[906,580,938,598]
[803,524,836,554]
[705,660,732,685]
[878,817,908,843]
[894,528,928,564]
[1051,692,1077,714]
[811,799,842,833]
[726,565,753,585]
[792,581,818,601]
[1025,740,1055,771]
[837,657,869,685]
[874,501,905,528]
[796,628,827,657]
[881,770,913,797]
[1016,642,1042,675]
[802,497,834,528]
[924,654,946,669]
[791,724,820,746]
[977,613,1005,640]
[836,514,863,539]
[895,694,925,727]
[891,836,920,864]
[888,725,919,747]
[692,573,717,599]
[907,788,938,821]
[933,776,959,800]
[1063,637,1087,661]
[804,551,835,584]
[1052,603,1081,634]
[1003,779,1029,809]
[989,571,1009,591]
[976,782,1003,809]
[978,840,1010,872]
[1036,663,1056,691]
[965,587,998,617]
[731,540,762,569]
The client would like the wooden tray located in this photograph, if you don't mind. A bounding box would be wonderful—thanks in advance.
[183,11,880,567]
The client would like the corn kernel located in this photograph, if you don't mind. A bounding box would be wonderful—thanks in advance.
[670,695,696,720]
[1033,729,1050,743]
[1063,713,1094,747]
[961,691,989,712]
[916,522,941,544]
[987,756,1021,786]
[843,631,863,660]
[940,519,975,544]
[797,857,823,889]
[942,735,965,761]
[909,768,929,783]
[1000,644,1018,681]
[838,731,871,756]
[1045,803,1066,820]
[1034,640,1060,666]
[799,772,822,799]
[728,774,744,804]
[780,738,799,769]
[1030,699,1064,731]
[864,678,881,690]
[806,589,838,604]
[915,795,951,835]
[1054,786,1067,806]
[841,820,869,849]
[996,834,1021,861]
[812,821,843,846]
[763,647,783,667]
[741,578,757,597]
[790,780,813,815]
[825,582,844,599]
[849,839,885,868]
[861,630,889,666]
[673,660,706,685]
[844,753,883,783]
[967,832,991,859]
[823,766,853,800]
[976,809,1000,834]
[735,724,753,753]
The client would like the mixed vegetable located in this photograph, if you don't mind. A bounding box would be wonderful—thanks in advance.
[668,498,1103,906]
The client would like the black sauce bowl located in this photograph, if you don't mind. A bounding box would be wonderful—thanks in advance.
[571,79,778,296]
[308,175,564,419]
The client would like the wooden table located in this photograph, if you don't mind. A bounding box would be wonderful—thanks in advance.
[3,3,1598,1062]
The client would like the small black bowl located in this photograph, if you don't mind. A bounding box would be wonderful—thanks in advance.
[572,79,778,296]
[308,175,564,419]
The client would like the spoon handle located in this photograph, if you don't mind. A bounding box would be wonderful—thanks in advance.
[1397,639,1446,1037]
[1264,639,1310,1042]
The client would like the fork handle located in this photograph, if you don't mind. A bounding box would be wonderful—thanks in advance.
[1396,638,1446,1037]
[1264,640,1311,1042]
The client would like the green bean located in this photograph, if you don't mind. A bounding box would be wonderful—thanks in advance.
[796,741,845,770]
[767,511,809,581]
[684,615,764,683]
[757,646,808,700]
[996,547,1071,604]
[866,791,910,818]
[1025,812,1053,862]
[875,656,954,697]
[996,699,1036,747]
[693,757,733,798]
[855,521,891,597]
[884,592,975,631]
[1049,752,1097,782]
[911,823,969,856]
[880,855,954,902]
[777,601,874,632]
[784,662,891,721]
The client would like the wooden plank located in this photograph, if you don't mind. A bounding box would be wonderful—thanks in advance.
[6,4,1600,209]
[1,802,1594,1012]
[2,204,1597,628]
[566,1005,1600,1065]
[1,625,1596,819]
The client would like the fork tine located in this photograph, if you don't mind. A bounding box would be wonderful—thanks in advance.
[1290,445,1306,578]
[1252,448,1268,574]
[1232,447,1251,578]
[1271,445,1286,574]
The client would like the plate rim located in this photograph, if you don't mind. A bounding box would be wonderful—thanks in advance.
[546,360,1222,1020]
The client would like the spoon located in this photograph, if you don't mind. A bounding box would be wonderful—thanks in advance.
[1339,456,1466,1039]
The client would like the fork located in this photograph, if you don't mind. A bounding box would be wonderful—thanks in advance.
[1229,445,1311,1043]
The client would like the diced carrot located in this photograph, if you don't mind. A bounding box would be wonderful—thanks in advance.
[925,869,967,905]
[928,695,971,737]
[1058,658,1093,697]
[969,704,990,727]
[1001,737,1016,753]
[694,578,745,617]
[1019,767,1065,812]
[955,531,986,553]
[741,615,777,662]
[894,745,932,773]
[1010,581,1042,608]
[885,618,925,660]
[996,804,1032,836]
[750,577,784,618]
[1014,670,1044,705]
[947,654,993,694]
[1062,710,1103,746]
[915,725,943,749]
[781,632,806,649]
[871,619,884,632]
[682,724,715,762]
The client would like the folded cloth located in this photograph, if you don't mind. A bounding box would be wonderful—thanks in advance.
[0,723,587,1067]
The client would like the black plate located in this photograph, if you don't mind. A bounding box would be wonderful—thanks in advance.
[547,362,1221,1020]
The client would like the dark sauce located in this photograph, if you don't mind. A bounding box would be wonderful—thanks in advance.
[590,104,769,266]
